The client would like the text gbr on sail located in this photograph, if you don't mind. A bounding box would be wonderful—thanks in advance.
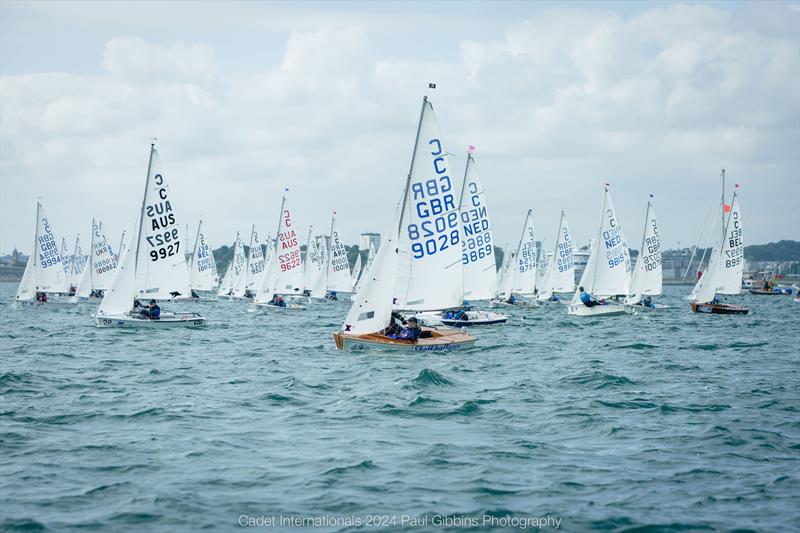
[407,138,459,259]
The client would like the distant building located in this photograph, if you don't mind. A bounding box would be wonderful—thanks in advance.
[360,232,380,252]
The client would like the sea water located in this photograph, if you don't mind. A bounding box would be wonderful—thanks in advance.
[0,283,797,532]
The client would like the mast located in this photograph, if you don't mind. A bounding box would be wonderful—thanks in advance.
[33,201,41,290]
[398,95,429,234]
[90,218,96,288]
[458,152,471,207]
[721,168,726,245]
[134,143,156,275]
[191,220,203,270]
[304,227,313,277]
[273,195,287,256]
[117,230,126,261]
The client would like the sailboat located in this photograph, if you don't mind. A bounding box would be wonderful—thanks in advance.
[217,232,244,298]
[253,192,306,310]
[537,211,575,303]
[73,219,118,301]
[65,235,86,295]
[15,201,68,304]
[333,93,475,351]
[96,143,205,327]
[690,171,747,314]
[625,196,664,309]
[493,209,539,308]
[188,219,219,297]
[326,212,352,299]
[568,185,633,317]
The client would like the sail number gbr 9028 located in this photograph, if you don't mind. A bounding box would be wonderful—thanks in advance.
[145,173,180,262]
[407,139,459,259]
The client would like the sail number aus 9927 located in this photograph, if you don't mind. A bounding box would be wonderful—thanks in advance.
[147,229,181,261]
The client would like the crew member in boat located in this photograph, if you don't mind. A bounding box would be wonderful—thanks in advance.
[506,294,517,305]
[326,291,338,301]
[444,308,469,322]
[579,286,604,307]
[389,316,421,341]
[35,292,48,302]
[269,294,287,307]
[641,296,654,308]
[138,299,161,319]
[191,289,200,299]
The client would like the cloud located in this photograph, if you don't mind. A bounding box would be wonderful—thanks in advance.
[1,2,798,254]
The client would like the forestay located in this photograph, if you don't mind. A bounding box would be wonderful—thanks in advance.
[459,153,497,301]
[394,99,463,311]
[133,147,192,300]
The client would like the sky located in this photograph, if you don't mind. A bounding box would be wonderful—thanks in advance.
[1,0,799,255]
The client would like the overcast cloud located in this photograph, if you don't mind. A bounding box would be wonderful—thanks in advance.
[1,0,798,254]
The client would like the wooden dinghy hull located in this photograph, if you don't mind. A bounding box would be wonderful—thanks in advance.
[95,312,206,328]
[333,328,476,352]
[690,302,749,315]
[567,303,633,317]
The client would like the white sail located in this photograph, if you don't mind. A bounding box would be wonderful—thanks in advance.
[327,214,352,293]
[97,218,139,317]
[60,237,72,275]
[133,148,192,300]
[342,201,402,334]
[87,218,118,291]
[458,153,497,301]
[571,188,631,302]
[68,235,86,288]
[117,230,127,263]
[353,242,376,294]
[716,192,744,295]
[497,250,515,298]
[218,233,244,296]
[540,211,575,299]
[393,99,463,311]
[189,220,218,291]
[31,202,68,293]
[627,200,662,303]
[254,194,303,302]
[310,235,328,298]
[302,228,316,291]
[15,237,36,301]
[245,226,266,294]
[351,253,362,289]
[510,210,537,295]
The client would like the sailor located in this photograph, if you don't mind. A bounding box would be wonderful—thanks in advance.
[452,308,468,322]
[642,295,654,308]
[327,291,338,301]
[506,293,516,305]
[35,292,48,302]
[394,317,421,341]
[140,299,161,319]
[270,294,287,307]
[579,286,602,307]
[191,289,200,299]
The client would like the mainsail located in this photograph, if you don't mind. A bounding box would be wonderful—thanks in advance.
[244,225,266,294]
[393,98,463,311]
[327,213,352,293]
[217,232,244,296]
[510,210,537,295]
[254,193,304,302]
[627,200,662,303]
[189,220,218,291]
[458,153,497,301]
[571,187,631,303]
[538,211,574,300]
[132,147,192,300]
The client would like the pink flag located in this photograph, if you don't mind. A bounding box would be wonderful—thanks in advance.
[468,145,475,153]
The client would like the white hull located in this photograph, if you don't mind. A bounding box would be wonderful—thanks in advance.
[251,303,307,311]
[95,312,206,328]
[567,302,633,317]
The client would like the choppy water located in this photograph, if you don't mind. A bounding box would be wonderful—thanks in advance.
[1,283,798,532]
